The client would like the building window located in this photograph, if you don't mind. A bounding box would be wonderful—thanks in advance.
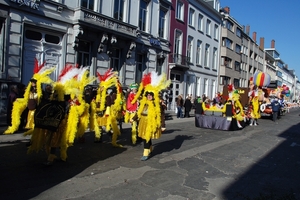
[159,7,167,38]
[174,30,182,55]
[222,38,232,49]
[212,47,217,70]
[206,19,211,36]
[198,14,203,32]
[225,20,233,31]
[214,24,219,40]
[156,57,163,75]
[110,48,121,71]
[211,80,216,98]
[235,61,241,71]
[114,0,124,21]
[136,54,145,83]
[221,57,232,68]
[188,8,195,27]
[236,28,241,37]
[235,44,241,54]
[203,78,208,96]
[220,76,230,85]
[204,44,210,68]
[0,19,4,72]
[81,0,95,10]
[176,1,184,21]
[77,41,91,66]
[196,40,202,65]
[187,36,193,63]
[139,0,148,32]
[234,78,240,88]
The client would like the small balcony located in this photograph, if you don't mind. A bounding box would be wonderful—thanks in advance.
[170,54,190,68]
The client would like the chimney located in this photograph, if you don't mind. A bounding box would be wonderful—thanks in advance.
[223,6,230,14]
[252,32,257,43]
[259,37,264,50]
[285,64,288,69]
[271,39,275,48]
[246,25,250,36]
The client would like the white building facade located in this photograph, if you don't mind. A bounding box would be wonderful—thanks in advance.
[186,0,222,100]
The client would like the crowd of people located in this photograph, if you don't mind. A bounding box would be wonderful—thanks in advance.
[5,59,170,165]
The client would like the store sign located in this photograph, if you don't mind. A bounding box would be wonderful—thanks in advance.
[10,0,40,9]
[149,38,161,46]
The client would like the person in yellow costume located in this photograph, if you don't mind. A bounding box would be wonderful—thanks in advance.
[90,69,124,147]
[248,81,261,126]
[24,65,81,165]
[131,71,170,161]
[4,58,55,134]
[124,83,139,144]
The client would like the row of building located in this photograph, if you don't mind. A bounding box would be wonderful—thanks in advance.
[0,0,299,111]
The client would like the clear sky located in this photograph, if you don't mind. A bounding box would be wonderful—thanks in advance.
[220,0,300,79]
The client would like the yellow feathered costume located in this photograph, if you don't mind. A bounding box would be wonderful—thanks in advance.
[131,71,171,143]
[4,59,55,134]
[90,69,124,147]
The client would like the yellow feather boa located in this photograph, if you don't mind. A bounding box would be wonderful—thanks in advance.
[137,99,161,142]
[4,98,27,134]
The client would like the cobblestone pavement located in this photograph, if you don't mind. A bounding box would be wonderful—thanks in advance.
[1,109,300,200]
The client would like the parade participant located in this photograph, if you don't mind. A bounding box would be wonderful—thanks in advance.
[248,79,260,126]
[74,67,96,143]
[4,58,55,134]
[90,69,124,147]
[131,71,170,161]
[24,65,80,164]
[124,83,139,144]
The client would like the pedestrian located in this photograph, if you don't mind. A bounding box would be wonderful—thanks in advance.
[176,95,184,118]
[6,85,18,126]
[183,96,192,118]
[160,93,167,131]
[271,97,280,123]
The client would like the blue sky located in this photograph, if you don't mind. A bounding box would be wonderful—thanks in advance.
[220,0,300,79]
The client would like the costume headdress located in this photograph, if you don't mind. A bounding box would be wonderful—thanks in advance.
[55,64,80,101]
[96,68,121,111]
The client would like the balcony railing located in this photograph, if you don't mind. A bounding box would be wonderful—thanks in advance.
[170,54,190,66]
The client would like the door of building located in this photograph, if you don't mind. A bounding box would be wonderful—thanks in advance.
[23,28,62,84]
[169,72,182,110]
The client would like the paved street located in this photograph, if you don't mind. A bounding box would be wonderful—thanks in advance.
[1,110,300,200]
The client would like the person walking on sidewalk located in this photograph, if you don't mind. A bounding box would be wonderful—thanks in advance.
[176,95,184,118]
[183,96,192,118]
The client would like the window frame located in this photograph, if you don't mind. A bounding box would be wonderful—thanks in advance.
[159,6,167,38]
[206,19,211,36]
[198,14,203,32]
[196,40,202,65]
[188,8,195,27]
[113,0,124,21]
[139,0,148,32]
[204,44,210,68]
[176,1,184,21]
[187,36,193,63]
